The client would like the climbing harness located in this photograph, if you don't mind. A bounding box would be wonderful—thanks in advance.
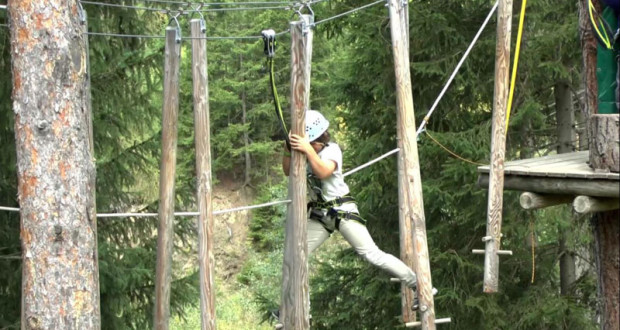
[307,195,366,232]
[261,29,290,149]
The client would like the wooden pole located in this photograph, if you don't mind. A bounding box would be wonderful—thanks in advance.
[519,192,573,210]
[386,0,435,328]
[190,19,216,330]
[573,196,620,214]
[81,8,101,320]
[396,2,417,324]
[483,0,512,294]
[154,27,181,330]
[478,175,619,198]
[280,20,310,330]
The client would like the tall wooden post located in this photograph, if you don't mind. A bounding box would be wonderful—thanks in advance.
[154,27,181,330]
[395,2,416,324]
[191,19,216,330]
[386,0,435,328]
[280,19,311,330]
[9,0,100,327]
[81,7,101,320]
[483,0,512,294]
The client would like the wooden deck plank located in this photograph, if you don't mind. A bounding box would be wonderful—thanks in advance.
[478,151,619,181]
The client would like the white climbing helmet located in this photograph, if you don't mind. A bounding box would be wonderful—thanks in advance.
[305,110,329,142]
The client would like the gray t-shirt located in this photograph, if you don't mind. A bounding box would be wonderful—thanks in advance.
[307,143,359,213]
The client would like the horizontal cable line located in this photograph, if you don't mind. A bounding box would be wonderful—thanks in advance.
[195,5,291,12]
[86,29,289,40]
[311,0,384,27]
[86,31,165,38]
[80,0,292,13]
[80,1,164,12]
[2,199,292,218]
[132,0,328,7]
[118,0,298,6]
[185,28,289,39]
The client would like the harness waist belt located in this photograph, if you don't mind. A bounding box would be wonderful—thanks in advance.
[307,196,355,209]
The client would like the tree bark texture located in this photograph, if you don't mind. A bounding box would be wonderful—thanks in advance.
[387,0,434,327]
[478,175,619,198]
[396,3,416,323]
[591,210,619,330]
[555,82,575,154]
[484,0,512,294]
[555,81,577,298]
[8,0,100,328]
[280,20,310,330]
[190,20,216,330]
[588,114,619,173]
[154,28,181,330]
[579,0,599,120]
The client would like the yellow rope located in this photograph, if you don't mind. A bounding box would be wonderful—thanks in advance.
[504,0,527,132]
[424,131,487,166]
[530,218,536,284]
[588,0,613,50]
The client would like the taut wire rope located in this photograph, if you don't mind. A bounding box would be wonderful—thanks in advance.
[344,0,497,177]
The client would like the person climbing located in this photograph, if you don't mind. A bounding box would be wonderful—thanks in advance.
[281,109,419,309]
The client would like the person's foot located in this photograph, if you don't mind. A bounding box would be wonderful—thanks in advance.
[410,285,419,311]
[412,295,420,311]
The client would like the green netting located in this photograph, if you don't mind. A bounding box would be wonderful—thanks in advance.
[597,6,619,114]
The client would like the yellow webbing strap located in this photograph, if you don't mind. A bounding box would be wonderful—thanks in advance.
[505,0,527,133]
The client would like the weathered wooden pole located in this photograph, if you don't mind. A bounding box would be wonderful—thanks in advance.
[190,19,216,330]
[154,27,181,330]
[9,0,100,328]
[280,19,311,330]
[386,0,435,328]
[81,6,101,319]
[483,0,513,294]
[395,2,417,324]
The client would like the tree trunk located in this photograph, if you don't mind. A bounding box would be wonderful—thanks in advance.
[591,210,620,330]
[8,0,100,328]
[589,114,619,173]
[579,0,599,120]
[240,55,251,187]
[555,82,577,299]
[581,2,620,328]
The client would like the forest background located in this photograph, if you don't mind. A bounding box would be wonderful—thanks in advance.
[0,0,600,329]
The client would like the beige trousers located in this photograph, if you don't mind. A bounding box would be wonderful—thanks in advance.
[307,217,417,288]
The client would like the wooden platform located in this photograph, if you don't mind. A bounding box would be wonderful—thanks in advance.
[477,151,620,198]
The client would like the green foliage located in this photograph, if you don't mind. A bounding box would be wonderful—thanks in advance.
[0,0,600,328]
[0,13,20,330]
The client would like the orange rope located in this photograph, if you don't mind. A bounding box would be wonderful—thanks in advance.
[424,131,487,166]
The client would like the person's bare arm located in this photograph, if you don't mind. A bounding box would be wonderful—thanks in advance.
[289,134,336,179]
